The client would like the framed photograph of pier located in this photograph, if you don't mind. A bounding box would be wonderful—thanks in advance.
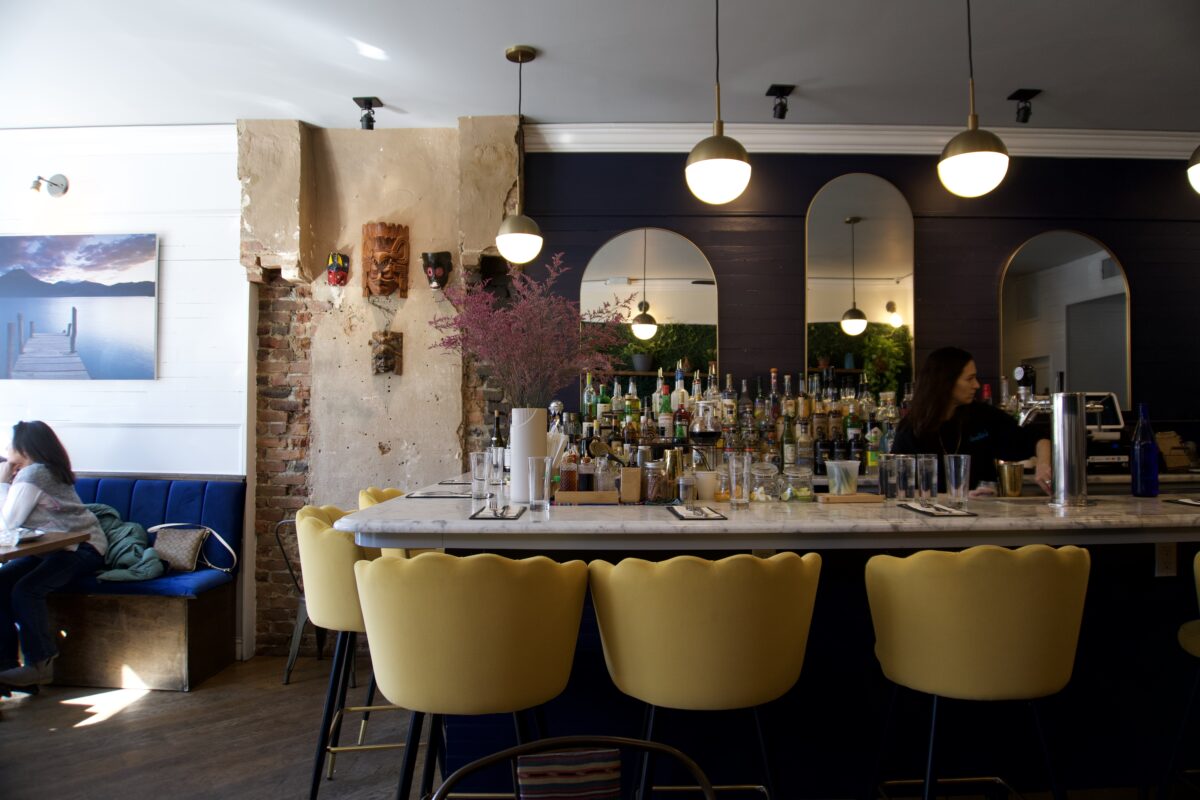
[0,233,158,380]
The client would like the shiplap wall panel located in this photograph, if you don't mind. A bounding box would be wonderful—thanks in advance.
[0,125,247,475]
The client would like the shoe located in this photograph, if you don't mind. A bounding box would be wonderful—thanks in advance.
[0,656,55,687]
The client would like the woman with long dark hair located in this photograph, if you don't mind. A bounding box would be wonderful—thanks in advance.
[0,421,105,687]
[893,347,1051,493]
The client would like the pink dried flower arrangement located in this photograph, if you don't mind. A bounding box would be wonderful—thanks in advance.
[430,253,634,409]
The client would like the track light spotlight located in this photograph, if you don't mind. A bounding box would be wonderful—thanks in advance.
[1007,88,1041,125]
[766,84,795,121]
[353,96,382,130]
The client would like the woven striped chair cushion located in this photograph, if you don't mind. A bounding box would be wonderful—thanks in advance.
[517,748,621,799]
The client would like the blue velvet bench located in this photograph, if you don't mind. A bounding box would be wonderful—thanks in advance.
[46,477,246,691]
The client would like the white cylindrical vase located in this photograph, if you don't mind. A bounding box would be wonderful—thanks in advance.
[508,407,547,504]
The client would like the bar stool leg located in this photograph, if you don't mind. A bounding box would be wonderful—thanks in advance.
[419,713,444,799]
[752,706,777,799]
[315,625,327,661]
[396,711,425,800]
[310,630,350,800]
[358,671,378,746]
[923,695,939,800]
[1160,667,1200,800]
[1029,699,1066,800]
[328,632,356,756]
[284,597,309,685]
[638,704,658,800]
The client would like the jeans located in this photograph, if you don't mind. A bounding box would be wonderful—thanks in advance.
[0,543,104,668]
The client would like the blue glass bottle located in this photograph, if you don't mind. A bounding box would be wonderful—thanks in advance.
[1130,402,1159,497]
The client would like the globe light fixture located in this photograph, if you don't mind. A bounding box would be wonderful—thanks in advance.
[1188,144,1200,194]
[840,217,868,337]
[631,230,658,340]
[685,0,751,205]
[938,0,1009,198]
[495,46,544,265]
[886,300,904,328]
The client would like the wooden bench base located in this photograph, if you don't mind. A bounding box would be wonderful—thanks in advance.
[47,581,236,691]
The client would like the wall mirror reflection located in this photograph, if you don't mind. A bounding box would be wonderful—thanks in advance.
[581,228,717,399]
[805,173,914,394]
[1001,231,1130,407]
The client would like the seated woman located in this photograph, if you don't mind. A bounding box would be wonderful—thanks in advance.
[892,347,1052,495]
[0,421,106,687]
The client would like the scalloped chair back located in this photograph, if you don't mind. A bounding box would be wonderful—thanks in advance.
[588,552,822,711]
[295,505,381,634]
[866,544,1090,701]
[358,486,411,558]
[355,553,587,715]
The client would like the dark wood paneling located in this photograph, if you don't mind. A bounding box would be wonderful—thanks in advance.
[528,152,1200,437]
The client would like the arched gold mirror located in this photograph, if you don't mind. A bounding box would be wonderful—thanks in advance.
[1000,231,1130,407]
[805,174,914,394]
[581,228,717,391]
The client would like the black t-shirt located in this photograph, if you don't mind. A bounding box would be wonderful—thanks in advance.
[892,402,1037,488]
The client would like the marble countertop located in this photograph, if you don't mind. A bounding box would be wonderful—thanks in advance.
[337,477,1200,551]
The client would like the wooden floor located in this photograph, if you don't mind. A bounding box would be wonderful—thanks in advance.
[0,655,415,800]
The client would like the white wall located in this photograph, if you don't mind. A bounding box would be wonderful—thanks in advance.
[0,126,247,475]
[1002,248,1127,397]
[807,275,914,328]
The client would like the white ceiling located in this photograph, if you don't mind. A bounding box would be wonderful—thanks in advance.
[4,0,1200,133]
[1006,230,1109,275]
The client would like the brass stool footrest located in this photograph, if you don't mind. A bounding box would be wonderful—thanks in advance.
[879,775,1018,800]
[325,703,407,780]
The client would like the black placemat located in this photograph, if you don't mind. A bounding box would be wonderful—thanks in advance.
[469,505,526,520]
[407,491,481,499]
[666,505,728,520]
[1165,498,1200,507]
[899,501,977,517]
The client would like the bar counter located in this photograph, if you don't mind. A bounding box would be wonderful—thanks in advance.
[337,484,1200,551]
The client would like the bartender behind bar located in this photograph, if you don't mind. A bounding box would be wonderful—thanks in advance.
[893,346,1052,494]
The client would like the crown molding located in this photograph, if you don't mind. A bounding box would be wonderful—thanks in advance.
[526,123,1198,160]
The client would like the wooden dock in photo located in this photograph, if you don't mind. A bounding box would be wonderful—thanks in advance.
[4,306,89,380]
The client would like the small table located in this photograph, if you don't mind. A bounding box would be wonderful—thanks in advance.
[0,531,88,563]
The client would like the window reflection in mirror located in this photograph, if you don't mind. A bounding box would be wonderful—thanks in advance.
[805,174,914,394]
[1001,231,1130,407]
[581,229,717,400]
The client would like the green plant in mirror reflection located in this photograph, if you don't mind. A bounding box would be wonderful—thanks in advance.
[807,322,912,395]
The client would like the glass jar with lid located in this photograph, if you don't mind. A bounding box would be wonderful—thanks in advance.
[780,466,814,502]
[749,461,780,502]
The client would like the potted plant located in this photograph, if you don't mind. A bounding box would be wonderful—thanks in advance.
[430,253,631,501]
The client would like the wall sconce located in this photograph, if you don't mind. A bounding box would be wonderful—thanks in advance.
[1007,88,1041,124]
[31,175,69,197]
[422,251,453,289]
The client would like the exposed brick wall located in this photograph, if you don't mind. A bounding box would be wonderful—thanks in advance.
[254,272,317,655]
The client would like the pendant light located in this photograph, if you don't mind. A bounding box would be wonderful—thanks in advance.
[886,300,904,328]
[631,229,658,340]
[1188,144,1200,194]
[495,45,544,265]
[938,0,1009,198]
[840,217,868,336]
[685,0,751,205]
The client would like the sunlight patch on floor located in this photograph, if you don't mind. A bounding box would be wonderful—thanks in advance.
[60,665,150,727]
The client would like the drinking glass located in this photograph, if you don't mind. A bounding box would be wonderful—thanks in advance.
[877,453,898,500]
[678,473,698,513]
[469,451,489,500]
[944,454,972,510]
[488,446,505,484]
[825,460,860,496]
[728,451,752,508]
[894,455,917,503]
[916,454,939,507]
[694,470,717,502]
[528,456,552,514]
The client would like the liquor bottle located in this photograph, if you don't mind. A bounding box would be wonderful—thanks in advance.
[671,361,688,412]
[673,394,691,444]
[796,419,814,472]
[655,367,665,398]
[721,373,737,425]
[782,374,796,420]
[831,430,849,462]
[612,378,624,416]
[622,412,639,448]
[814,429,831,476]
[738,379,754,433]
[754,376,767,427]
[690,370,703,415]
[582,372,596,423]
[491,410,506,451]
[625,377,640,419]
[597,379,611,418]
[658,384,674,440]
[1131,402,1160,497]
[780,411,797,467]
[843,400,863,442]
[797,375,812,422]
[849,433,866,475]
[767,368,782,426]
[981,383,993,406]
[705,363,721,404]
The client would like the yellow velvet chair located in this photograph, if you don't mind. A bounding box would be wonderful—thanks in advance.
[295,505,400,800]
[355,552,588,800]
[589,552,822,799]
[1162,551,1200,796]
[358,485,439,559]
[865,544,1090,800]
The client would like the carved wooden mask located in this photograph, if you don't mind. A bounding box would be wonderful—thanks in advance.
[362,222,409,297]
[370,330,403,375]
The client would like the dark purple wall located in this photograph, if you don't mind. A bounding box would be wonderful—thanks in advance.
[526,151,1200,435]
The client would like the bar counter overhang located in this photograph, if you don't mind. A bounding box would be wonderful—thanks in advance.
[337,484,1200,795]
